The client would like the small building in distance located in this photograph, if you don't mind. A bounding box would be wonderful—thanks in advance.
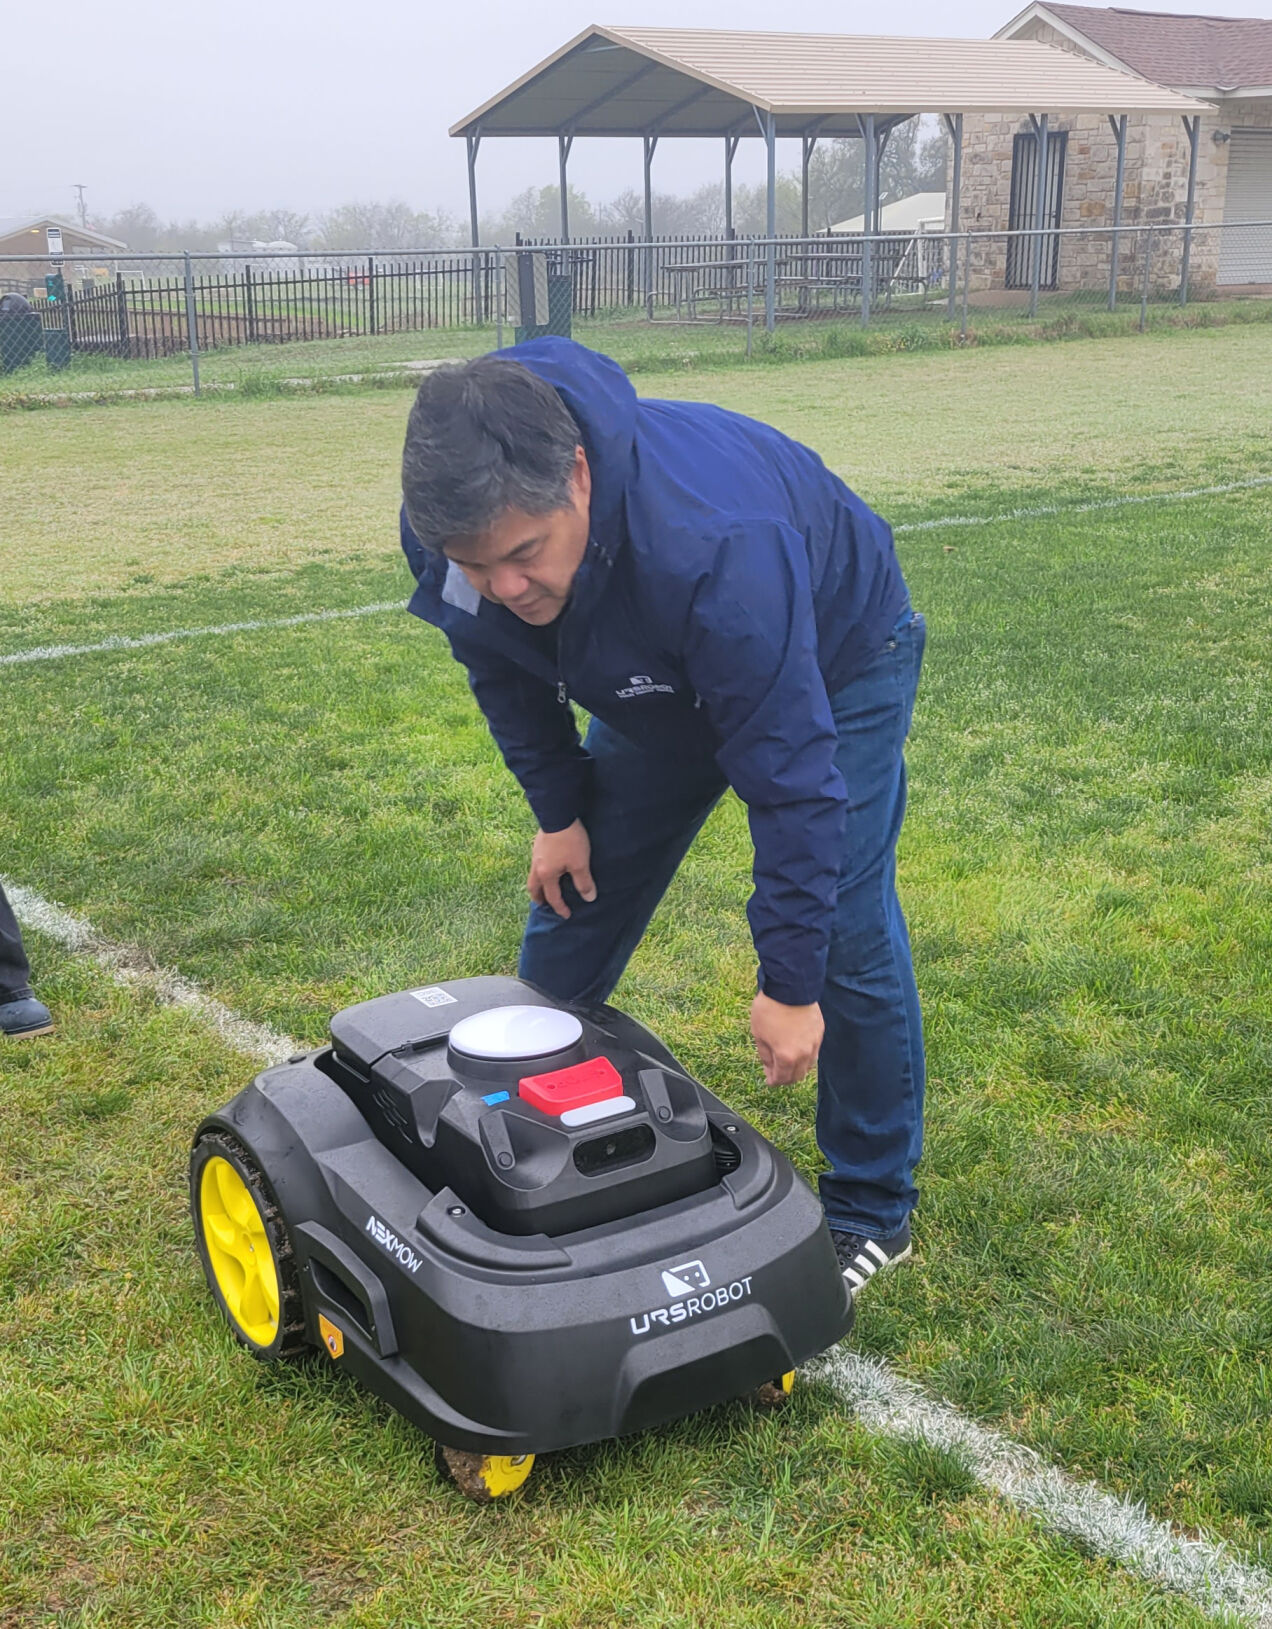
[0,216,128,294]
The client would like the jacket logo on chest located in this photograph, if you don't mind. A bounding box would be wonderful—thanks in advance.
[616,673,675,699]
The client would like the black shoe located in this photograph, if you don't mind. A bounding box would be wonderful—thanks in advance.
[0,996,54,1038]
[829,1219,912,1297]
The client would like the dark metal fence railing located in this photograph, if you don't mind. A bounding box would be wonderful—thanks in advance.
[1,221,1269,394]
[30,254,493,360]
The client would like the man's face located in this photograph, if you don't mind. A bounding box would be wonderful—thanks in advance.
[444,446,591,625]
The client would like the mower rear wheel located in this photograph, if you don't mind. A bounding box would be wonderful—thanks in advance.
[434,1442,536,1502]
[191,1130,306,1360]
[751,1370,797,1408]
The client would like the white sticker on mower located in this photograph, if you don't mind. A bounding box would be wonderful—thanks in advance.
[630,1276,753,1337]
[365,1213,422,1274]
[661,1260,710,1297]
[411,986,457,1008]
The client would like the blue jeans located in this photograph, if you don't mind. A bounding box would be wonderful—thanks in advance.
[519,606,927,1239]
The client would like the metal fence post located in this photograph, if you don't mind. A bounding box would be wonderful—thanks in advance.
[495,249,503,350]
[960,232,971,339]
[115,271,130,355]
[1140,227,1153,333]
[746,238,754,360]
[183,251,200,395]
[368,255,377,336]
[244,262,258,344]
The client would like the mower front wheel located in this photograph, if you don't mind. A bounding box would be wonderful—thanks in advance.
[191,1130,306,1361]
[750,1370,797,1408]
[434,1442,536,1502]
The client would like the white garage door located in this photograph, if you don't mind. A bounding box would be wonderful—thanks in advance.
[1218,128,1272,285]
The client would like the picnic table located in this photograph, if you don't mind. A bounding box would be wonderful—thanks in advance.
[665,238,931,321]
[665,256,760,320]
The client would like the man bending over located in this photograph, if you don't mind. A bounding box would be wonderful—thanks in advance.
[399,339,925,1297]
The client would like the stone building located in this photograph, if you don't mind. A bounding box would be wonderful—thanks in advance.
[953,4,1272,299]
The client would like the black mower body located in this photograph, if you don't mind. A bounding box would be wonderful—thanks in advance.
[195,977,851,1456]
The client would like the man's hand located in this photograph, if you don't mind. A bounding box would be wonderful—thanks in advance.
[751,991,823,1086]
[528,819,597,919]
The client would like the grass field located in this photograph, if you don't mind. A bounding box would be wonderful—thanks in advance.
[2,324,1271,1626]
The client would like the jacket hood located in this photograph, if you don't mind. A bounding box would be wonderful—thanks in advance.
[493,337,636,545]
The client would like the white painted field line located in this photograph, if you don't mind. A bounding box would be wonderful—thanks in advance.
[5,474,1272,670]
[2,879,298,1066]
[0,602,402,667]
[819,1350,1272,1627]
[8,877,1272,1624]
[892,472,1272,535]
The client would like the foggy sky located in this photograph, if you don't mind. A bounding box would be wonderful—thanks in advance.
[9,0,1269,227]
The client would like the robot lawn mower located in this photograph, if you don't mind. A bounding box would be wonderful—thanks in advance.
[190,977,853,1501]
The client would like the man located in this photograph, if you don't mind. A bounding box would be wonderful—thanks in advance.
[400,339,925,1297]
[1,883,54,1038]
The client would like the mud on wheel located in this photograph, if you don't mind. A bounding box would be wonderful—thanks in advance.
[751,1370,797,1408]
[433,1442,536,1502]
[190,1129,307,1360]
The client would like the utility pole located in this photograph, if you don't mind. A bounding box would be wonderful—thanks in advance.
[73,184,88,228]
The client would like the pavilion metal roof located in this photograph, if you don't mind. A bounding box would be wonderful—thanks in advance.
[450,24,1210,139]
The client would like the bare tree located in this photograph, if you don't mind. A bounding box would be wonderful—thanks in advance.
[101,203,163,252]
[804,119,948,232]
[480,185,602,242]
[315,201,459,251]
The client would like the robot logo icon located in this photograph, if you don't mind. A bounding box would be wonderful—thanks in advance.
[661,1260,710,1298]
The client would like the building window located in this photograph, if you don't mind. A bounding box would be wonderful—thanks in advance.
[1006,129,1068,290]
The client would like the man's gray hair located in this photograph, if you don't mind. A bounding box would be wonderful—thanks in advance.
[401,356,581,551]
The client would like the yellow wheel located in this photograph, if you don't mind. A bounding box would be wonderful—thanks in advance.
[751,1370,797,1409]
[434,1443,536,1503]
[191,1131,305,1360]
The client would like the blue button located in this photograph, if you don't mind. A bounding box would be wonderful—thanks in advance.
[481,1091,511,1106]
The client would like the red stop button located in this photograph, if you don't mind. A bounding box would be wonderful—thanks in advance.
[519,1056,623,1116]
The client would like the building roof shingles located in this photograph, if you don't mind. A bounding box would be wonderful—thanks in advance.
[1042,4,1272,90]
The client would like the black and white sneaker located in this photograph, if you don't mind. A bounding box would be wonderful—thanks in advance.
[829,1220,912,1297]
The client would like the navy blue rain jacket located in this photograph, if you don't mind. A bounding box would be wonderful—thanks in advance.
[401,338,906,1006]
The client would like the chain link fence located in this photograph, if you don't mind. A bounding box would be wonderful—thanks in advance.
[2,220,1270,403]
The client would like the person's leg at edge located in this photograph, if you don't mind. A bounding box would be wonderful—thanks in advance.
[817,608,926,1285]
[518,719,727,1007]
[0,883,54,1038]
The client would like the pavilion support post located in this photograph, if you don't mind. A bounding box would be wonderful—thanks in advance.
[1029,112,1049,319]
[558,134,574,243]
[643,134,658,319]
[801,133,818,238]
[873,125,891,232]
[466,130,484,322]
[1107,114,1127,309]
[466,132,481,248]
[724,135,740,237]
[945,112,963,319]
[763,109,777,332]
[1179,113,1199,305]
[860,113,877,327]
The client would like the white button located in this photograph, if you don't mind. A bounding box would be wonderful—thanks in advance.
[449,1005,583,1061]
[559,1096,637,1128]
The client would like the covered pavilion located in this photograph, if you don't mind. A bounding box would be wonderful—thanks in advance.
[451,26,1209,327]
